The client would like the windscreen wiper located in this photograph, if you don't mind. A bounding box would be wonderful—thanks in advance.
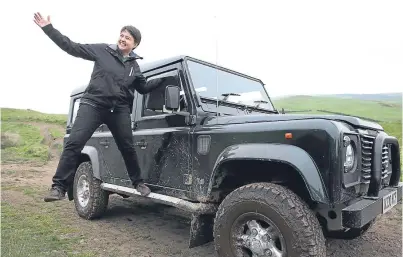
[203,94,245,110]
[243,100,278,114]
[221,93,240,101]
[254,100,268,108]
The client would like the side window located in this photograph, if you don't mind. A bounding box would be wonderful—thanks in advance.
[71,98,81,124]
[142,69,185,117]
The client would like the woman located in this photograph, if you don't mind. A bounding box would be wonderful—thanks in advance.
[33,12,159,201]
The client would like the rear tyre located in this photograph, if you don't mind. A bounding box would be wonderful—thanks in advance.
[73,161,109,219]
[213,182,326,257]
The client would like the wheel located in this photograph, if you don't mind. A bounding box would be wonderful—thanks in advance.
[73,161,109,219]
[325,220,374,240]
[213,182,326,257]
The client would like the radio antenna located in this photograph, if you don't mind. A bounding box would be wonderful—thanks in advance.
[214,14,219,120]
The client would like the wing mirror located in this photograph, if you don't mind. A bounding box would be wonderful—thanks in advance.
[165,85,180,110]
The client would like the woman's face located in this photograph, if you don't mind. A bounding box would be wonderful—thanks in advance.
[118,29,137,54]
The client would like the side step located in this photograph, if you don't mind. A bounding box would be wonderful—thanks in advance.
[100,183,218,215]
[101,183,217,248]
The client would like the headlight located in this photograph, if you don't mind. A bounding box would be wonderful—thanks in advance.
[343,136,356,172]
[344,145,355,171]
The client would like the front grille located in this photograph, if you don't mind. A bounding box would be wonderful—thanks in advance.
[360,134,375,184]
[381,145,389,178]
[381,144,392,185]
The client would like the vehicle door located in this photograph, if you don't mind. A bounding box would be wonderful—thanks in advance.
[132,63,193,191]
[103,63,193,191]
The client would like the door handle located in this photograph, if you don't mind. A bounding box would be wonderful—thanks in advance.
[99,140,109,148]
[135,140,147,149]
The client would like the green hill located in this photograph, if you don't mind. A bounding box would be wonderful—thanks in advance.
[272,96,402,157]
[1,101,401,168]
[1,108,67,126]
[1,108,67,164]
[272,95,402,123]
[317,93,402,103]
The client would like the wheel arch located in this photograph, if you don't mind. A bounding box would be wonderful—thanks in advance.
[208,143,330,204]
[67,146,101,201]
[80,146,101,179]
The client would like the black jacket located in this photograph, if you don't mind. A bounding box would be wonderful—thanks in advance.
[41,24,158,111]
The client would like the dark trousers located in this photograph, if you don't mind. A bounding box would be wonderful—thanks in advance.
[52,103,143,191]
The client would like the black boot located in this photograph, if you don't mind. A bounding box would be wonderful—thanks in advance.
[44,187,66,202]
[135,183,151,196]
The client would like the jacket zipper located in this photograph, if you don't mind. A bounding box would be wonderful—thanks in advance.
[106,47,136,112]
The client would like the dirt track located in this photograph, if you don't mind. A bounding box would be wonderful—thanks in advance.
[71,195,403,257]
[1,161,402,257]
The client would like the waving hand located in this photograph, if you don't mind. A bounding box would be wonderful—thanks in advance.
[33,12,51,28]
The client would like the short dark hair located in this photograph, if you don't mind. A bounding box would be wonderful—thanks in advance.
[121,25,142,46]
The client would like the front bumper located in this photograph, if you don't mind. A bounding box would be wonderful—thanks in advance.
[342,182,403,228]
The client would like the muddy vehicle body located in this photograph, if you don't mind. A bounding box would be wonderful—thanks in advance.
[66,55,402,257]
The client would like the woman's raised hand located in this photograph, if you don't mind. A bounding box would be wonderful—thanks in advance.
[33,12,51,28]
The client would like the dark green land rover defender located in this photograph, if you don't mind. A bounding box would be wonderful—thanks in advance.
[65,55,401,257]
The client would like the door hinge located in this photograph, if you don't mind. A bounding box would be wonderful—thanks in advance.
[132,121,138,130]
[183,174,193,185]
[186,115,196,125]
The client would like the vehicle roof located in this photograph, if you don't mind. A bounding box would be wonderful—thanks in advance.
[71,55,186,96]
[70,55,263,96]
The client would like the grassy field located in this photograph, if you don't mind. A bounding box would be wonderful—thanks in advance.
[1,122,50,163]
[1,188,95,257]
[272,95,402,155]
[272,95,402,122]
[382,122,402,151]
[1,108,67,126]
[1,99,401,163]
[1,108,66,164]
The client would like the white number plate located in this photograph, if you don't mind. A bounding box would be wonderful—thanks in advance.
[382,190,398,214]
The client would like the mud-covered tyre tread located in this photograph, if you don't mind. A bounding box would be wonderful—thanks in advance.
[213,182,326,257]
[73,161,109,220]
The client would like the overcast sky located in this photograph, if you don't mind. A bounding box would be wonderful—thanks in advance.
[1,0,402,114]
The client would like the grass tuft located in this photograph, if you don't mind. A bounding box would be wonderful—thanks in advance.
[1,122,49,163]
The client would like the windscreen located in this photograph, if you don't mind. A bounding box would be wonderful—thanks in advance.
[186,60,275,112]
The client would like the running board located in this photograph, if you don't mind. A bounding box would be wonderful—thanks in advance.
[101,183,216,248]
[100,183,218,215]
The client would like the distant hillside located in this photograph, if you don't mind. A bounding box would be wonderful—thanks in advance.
[1,106,401,165]
[1,108,67,126]
[272,95,402,122]
[316,93,402,103]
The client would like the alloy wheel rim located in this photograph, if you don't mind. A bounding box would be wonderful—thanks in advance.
[77,174,90,208]
[231,212,287,257]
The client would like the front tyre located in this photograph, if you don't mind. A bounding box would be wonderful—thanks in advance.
[73,161,109,219]
[213,182,326,257]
